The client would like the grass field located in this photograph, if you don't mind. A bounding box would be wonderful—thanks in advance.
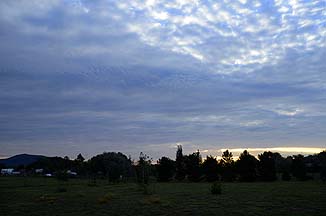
[0,177,325,216]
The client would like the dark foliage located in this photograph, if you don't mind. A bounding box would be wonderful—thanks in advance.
[76,153,85,162]
[89,152,132,182]
[292,154,307,181]
[135,152,152,184]
[29,156,73,173]
[175,145,186,181]
[4,147,326,184]
[318,151,326,182]
[184,150,202,182]
[258,151,277,181]
[74,154,87,176]
[236,150,258,182]
[202,156,220,182]
[220,150,236,182]
[278,156,293,176]
[156,157,175,182]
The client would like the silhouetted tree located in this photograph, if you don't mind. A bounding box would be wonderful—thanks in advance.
[135,152,152,184]
[29,156,73,173]
[304,154,320,173]
[279,156,292,181]
[292,154,307,181]
[220,150,236,182]
[73,153,86,176]
[271,152,284,173]
[236,150,258,182]
[184,150,202,182]
[89,152,132,182]
[202,156,219,182]
[318,151,326,182]
[76,153,85,162]
[175,145,186,180]
[156,157,175,182]
[258,151,277,181]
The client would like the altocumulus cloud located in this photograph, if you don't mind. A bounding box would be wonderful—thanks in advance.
[0,0,325,159]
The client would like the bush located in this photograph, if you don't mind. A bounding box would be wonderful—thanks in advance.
[98,193,114,204]
[211,182,222,195]
[38,195,57,204]
[142,195,161,205]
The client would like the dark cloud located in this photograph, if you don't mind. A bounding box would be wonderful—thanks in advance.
[0,0,325,159]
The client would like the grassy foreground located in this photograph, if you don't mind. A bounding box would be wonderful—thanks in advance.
[0,177,325,216]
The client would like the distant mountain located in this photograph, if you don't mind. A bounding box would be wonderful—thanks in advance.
[0,154,46,167]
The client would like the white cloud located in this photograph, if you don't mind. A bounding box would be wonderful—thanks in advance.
[258,104,305,117]
[0,0,324,74]
[274,108,304,116]
[0,0,325,159]
[112,0,324,73]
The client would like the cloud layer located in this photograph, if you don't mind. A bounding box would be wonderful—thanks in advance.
[0,0,325,159]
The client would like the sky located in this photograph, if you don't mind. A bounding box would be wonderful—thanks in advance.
[0,0,325,160]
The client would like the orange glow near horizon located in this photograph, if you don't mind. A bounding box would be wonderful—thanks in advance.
[219,147,325,154]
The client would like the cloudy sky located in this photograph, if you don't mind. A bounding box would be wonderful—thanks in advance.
[0,0,325,160]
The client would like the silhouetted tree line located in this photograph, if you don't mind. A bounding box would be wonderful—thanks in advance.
[6,146,326,183]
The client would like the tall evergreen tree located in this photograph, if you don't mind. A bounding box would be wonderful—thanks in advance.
[175,145,186,180]
[76,153,85,162]
[220,150,236,182]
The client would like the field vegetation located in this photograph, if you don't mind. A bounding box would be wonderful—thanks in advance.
[0,177,325,216]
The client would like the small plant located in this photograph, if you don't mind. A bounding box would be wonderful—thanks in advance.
[142,195,161,205]
[211,181,222,195]
[38,195,57,204]
[97,192,114,204]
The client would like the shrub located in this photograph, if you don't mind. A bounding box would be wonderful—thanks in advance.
[38,195,57,204]
[98,193,114,204]
[142,195,161,205]
[211,182,222,195]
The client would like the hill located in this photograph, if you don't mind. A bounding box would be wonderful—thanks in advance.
[0,154,46,167]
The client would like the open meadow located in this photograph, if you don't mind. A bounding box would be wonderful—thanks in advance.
[0,177,325,216]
